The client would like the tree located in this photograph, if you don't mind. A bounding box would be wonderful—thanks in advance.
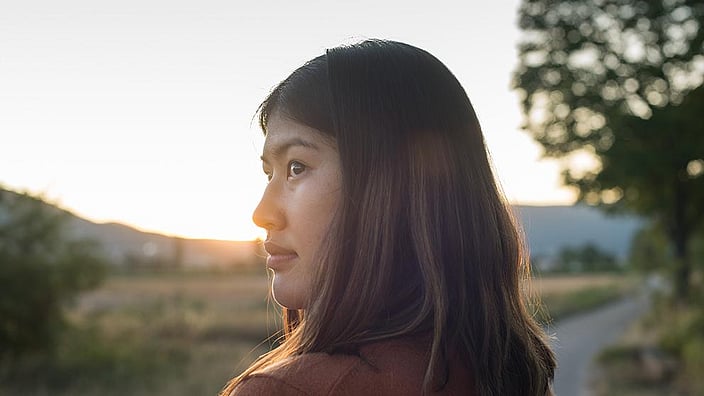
[629,223,670,273]
[513,0,704,299]
[0,188,106,361]
[555,242,620,272]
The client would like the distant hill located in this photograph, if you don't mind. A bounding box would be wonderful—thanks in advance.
[515,205,643,260]
[1,187,643,269]
[64,215,263,269]
[0,188,262,269]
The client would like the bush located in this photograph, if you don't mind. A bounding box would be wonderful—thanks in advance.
[658,306,704,393]
[0,189,107,361]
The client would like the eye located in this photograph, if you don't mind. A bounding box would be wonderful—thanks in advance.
[287,161,306,178]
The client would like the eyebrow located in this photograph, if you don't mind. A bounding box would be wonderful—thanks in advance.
[260,137,321,163]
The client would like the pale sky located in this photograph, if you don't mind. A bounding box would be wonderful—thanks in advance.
[0,0,576,241]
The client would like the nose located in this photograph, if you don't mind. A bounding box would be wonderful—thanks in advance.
[252,182,285,231]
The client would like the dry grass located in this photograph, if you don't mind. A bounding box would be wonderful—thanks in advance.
[2,271,637,395]
[531,273,627,296]
[76,272,270,310]
[527,273,637,323]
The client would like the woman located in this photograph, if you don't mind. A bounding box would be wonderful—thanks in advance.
[222,39,555,395]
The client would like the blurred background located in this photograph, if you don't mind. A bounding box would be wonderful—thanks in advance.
[1,0,702,395]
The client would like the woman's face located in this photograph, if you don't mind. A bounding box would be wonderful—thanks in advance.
[252,113,341,309]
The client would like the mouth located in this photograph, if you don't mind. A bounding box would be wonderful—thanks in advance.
[263,241,298,269]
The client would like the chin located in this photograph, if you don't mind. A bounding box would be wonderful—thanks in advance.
[271,276,306,310]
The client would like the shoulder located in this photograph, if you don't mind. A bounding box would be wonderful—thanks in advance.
[231,337,474,395]
[340,337,476,395]
[231,352,362,396]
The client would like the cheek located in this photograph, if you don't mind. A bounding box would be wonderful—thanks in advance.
[293,177,340,216]
[292,187,339,251]
[311,191,339,230]
[295,205,334,249]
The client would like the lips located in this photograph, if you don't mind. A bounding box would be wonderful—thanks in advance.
[264,241,297,256]
[263,241,298,269]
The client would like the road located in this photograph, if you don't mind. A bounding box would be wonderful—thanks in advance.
[550,294,650,396]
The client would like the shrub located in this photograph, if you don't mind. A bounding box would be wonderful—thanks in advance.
[0,188,107,361]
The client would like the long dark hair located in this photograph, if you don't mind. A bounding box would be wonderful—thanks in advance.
[222,39,555,395]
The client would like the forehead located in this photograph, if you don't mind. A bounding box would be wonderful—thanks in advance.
[262,114,336,157]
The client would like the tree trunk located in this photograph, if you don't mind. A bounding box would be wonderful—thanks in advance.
[670,179,691,301]
[671,228,691,302]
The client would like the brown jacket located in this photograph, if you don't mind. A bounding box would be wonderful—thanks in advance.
[231,337,476,395]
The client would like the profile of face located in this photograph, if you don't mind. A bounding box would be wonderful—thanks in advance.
[252,113,341,309]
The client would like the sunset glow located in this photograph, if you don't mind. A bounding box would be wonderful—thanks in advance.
[0,0,577,241]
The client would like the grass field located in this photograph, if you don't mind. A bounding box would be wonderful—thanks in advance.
[530,273,637,323]
[0,271,637,395]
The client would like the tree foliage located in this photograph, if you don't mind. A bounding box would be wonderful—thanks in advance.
[0,188,106,360]
[513,0,704,298]
[553,242,620,273]
[628,223,670,272]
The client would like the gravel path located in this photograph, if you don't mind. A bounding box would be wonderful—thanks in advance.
[550,294,650,396]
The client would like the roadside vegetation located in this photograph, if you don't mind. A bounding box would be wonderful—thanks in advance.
[592,226,704,395]
[595,290,704,396]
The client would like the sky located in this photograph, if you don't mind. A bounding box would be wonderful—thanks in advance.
[0,0,577,241]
